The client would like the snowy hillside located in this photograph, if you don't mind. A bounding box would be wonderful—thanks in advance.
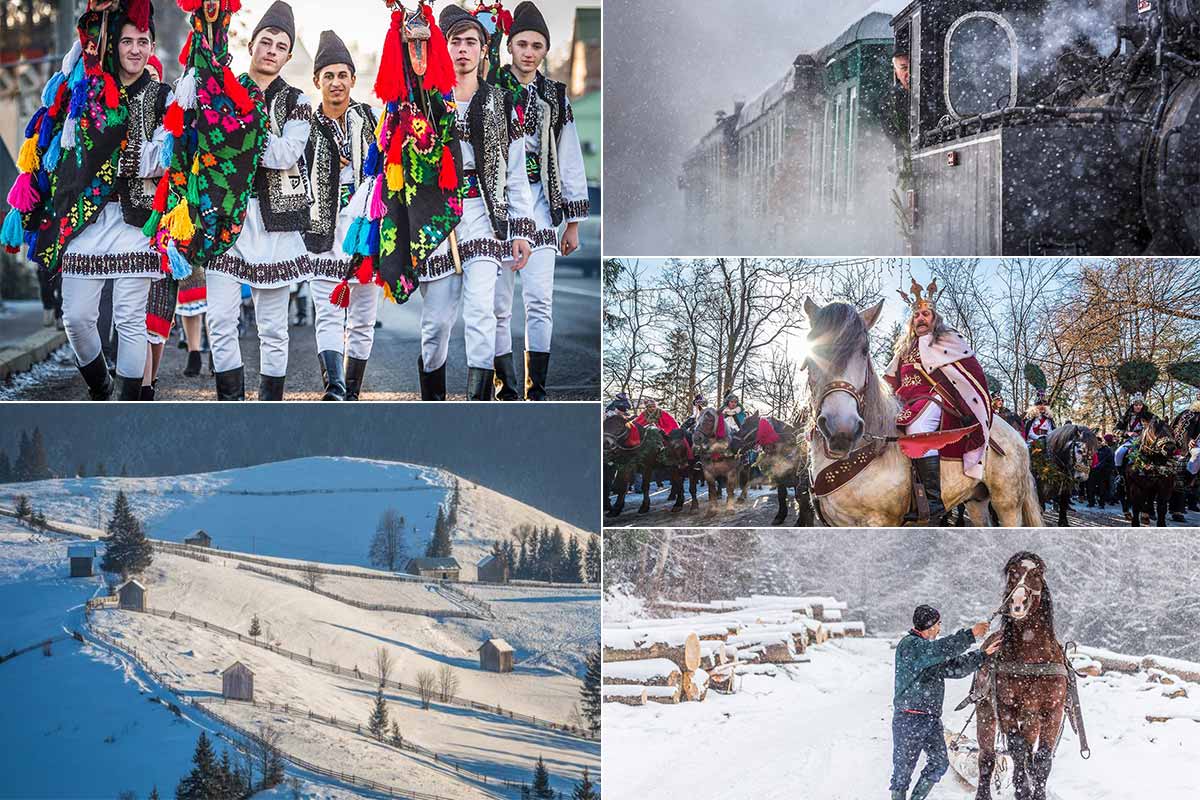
[2,457,594,576]
[605,632,1198,800]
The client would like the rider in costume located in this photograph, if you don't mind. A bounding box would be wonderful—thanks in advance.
[684,393,707,433]
[1113,394,1157,469]
[991,394,1023,433]
[722,392,747,433]
[634,397,679,434]
[1023,393,1055,442]
[883,279,993,523]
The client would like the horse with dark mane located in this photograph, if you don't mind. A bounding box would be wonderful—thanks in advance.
[1033,424,1099,526]
[734,411,815,525]
[968,552,1082,800]
[663,429,701,512]
[692,406,745,509]
[603,414,666,517]
[1122,418,1179,527]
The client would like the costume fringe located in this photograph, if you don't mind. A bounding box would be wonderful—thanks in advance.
[1,208,24,253]
[438,144,456,190]
[17,136,40,174]
[330,279,351,308]
[7,172,40,213]
[167,240,192,279]
[175,68,198,110]
[355,256,375,285]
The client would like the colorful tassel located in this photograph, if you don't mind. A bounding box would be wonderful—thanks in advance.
[126,0,151,32]
[164,103,185,136]
[366,220,380,255]
[7,172,40,213]
[44,134,63,173]
[17,136,40,174]
[369,177,387,220]
[61,117,78,150]
[374,12,407,104]
[223,68,253,115]
[68,77,88,120]
[41,73,65,108]
[166,240,192,280]
[142,209,163,238]
[159,135,175,170]
[342,218,365,257]
[61,40,81,76]
[385,162,405,193]
[355,256,375,285]
[102,73,119,109]
[176,1,203,13]
[329,279,351,308]
[364,142,380,177]
[1,208,25,253]
[25,108,47,141]
[164,200,195,242]
[178,30,193,67]
[422,4,457,95]
[438,144,457,191]
[174,68,197,110]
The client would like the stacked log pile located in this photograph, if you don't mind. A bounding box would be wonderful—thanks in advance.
[604,594,861,707]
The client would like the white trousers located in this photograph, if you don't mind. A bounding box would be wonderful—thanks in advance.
[419,257,499,371]
[312,277,380,359]
[1114,443,1131,468]
[905,402,942,458]
[495,247,555,356]
[206,272,290,377]
[61,275,150,379]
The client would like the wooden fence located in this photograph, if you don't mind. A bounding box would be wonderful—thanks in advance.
[101,604,593,740]
[0,633,73,664]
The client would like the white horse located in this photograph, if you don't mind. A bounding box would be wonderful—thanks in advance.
[801,298,1042,526]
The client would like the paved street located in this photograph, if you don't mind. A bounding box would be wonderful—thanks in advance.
[0,272,600,401]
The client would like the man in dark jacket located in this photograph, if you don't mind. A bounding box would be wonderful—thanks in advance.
[1087,434,1115,508]
[890,605,999,800]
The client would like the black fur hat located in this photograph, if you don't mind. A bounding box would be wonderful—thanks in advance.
[252,0,297,52]
[439,4,486,41]
[313,30,354,75]
[510,2,550,48]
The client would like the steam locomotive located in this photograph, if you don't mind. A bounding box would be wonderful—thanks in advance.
[894,0,1200,255]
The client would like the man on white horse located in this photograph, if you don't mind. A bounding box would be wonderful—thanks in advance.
[883,279,994,523]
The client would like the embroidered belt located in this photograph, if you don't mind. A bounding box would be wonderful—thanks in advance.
[463,170,482,198]
[525,154,541,184]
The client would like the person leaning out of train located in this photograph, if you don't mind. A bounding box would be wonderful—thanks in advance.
[882,47,911,147]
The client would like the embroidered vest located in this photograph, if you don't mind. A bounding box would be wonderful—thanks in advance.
[465,82,518,241]
[116,73,170,229]
[523,73,572,226]
[255,78,313,233]
[304,102,375,254]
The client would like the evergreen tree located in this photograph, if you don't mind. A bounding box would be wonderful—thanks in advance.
[100,490,153,577]
[548,528,567,581]
[527,530,542,579]
[571,768,597,800]
[367,687,390,740]
[32,510,47,530]
[584,536,601,583]
[0,450,11,483]
[149,787,160,800]
[175,732,220,800]
[531,756,554,799]
[390,720,404,749]
[28,427,51,480]
[564,536,583,583]
[521,787,532,800]
[581,649,601,733]
[517,537,530,579]
[76,462,87,479]
[14,494,31,520]
[249,615,262,640]
[447,479,461,528]
[95,461,107,477]
[120,463,129,477]
[14,430,31,482]
[425,506,452,558]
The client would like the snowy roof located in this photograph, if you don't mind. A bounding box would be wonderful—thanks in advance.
[186,529,210,538]
[735,71,793,132]
[222,660,253,676]
[816,12,895,63]
[407,557,461,570]
[476,554,496,567]
[119,579,145,592]
[480,638,514,653]
[68,544,96,558]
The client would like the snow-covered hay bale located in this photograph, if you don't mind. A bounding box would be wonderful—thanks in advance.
[603,658,681,687]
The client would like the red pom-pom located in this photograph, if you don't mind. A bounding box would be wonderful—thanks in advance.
[159,252,171,274]
[387,122,405,165]
[152,175,170,213]
[223,68,254,115]
[374,12,407,104]
[421,4,457,95]
[438,144,457,191]
[4,246,20,254]
[499,9,513,33]
[355,256,375,285]
[127,0,151,32]
[228,0,242,13]
[164,102,184,136]
[48,82,68,116]
[176,0,203,11]
[329,279,351,308]
[102,73,119,109]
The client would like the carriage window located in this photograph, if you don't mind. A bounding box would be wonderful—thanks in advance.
[944,13,1016,118]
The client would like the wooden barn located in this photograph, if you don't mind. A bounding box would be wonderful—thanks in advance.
[404,557,461,581]
[68,543,97,578]
[183,529,212,548]
[478,638,514,673]
[221,661,254,702]
[476,554,509,584]
[117,579,146,611]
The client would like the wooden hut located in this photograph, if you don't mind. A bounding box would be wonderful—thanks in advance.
[476,554,509,584]
[221,661,254,701]
[183,529,212,548]
[478,638,514,673]
[404,557,461,581]
[117,579,146,611]
[68,543,97,577]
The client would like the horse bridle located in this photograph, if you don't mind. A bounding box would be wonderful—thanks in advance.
[811,380,865,419]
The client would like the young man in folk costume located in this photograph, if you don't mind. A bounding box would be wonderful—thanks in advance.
[883,280,994,523]
[304,30,379,400]
[1023,393,1056,442]
[412,4,533,401]
[204,0,313,400]
[2,1,169,400]
[489,1,591,400]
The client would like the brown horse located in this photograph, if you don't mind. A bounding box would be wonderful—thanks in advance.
[692,406,745,509]
[971,552,1070,800]
[735,411,815,525]
[603,414,667,517]
[1122,419,1180,527]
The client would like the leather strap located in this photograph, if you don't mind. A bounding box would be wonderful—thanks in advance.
[995,661,1069,678]
[812,439,887,497]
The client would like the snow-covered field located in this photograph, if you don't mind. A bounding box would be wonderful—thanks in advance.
[0,466,600,800]
[604,633,1198,800]
[3,456,595,572]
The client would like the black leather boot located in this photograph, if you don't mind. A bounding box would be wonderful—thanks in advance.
[139,379,156,401]
[214,367,245,401]
[182,350,202,377]
[78,354,113,400]
[344,355,368,401]
[466,367,494,401]
[258,374,286,401]
[319,351,347,401]
[524,350,550,400]
[903,455,946,524]
[114,375,142,401]
[417,355,446,401]
[493,352,519,400]
[909,775,937,800]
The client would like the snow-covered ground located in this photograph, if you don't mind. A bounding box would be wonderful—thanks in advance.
[604,635,1198,799]
[2,456,595,574]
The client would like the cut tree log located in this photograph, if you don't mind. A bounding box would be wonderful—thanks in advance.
[604,632,701,672]
[1142,655,1200,684]
[603,658,682,687]
[602,686,647,706]
[644,685,682,704]
[708,663,736,694]
[681,668,710,702]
